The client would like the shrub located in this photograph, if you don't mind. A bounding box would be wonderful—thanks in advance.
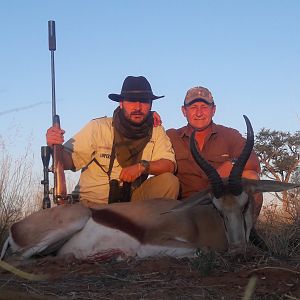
[0,142,41,247]
[257,198,300,257]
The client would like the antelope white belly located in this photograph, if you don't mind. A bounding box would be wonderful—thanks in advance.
[57,218,141,259]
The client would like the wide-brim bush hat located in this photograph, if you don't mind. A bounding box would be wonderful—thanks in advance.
[108,76,164,102]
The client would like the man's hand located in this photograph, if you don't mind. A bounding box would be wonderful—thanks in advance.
[152,111,162,127]
[119,163,145,183]
[46,126,65,147]
[217,161,260,180]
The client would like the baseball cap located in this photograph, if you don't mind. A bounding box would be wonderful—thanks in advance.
[184,86,214,106]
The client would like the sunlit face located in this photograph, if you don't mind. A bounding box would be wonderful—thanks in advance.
[120,99,152,124]
[182,101,216,130]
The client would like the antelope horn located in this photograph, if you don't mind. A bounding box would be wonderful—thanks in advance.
[190,130,224,198]
[228,115,254,196]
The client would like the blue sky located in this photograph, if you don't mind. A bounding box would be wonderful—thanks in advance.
[1,1,299,173]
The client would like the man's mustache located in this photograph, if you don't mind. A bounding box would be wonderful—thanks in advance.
[131,111,145,116]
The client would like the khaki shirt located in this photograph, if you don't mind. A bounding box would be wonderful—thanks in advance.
[64,117,176,204]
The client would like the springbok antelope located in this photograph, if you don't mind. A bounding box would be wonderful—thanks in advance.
[1,116,299,262]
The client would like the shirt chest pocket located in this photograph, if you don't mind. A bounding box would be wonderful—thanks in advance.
[95,152,120,171]
[204,141,232,164]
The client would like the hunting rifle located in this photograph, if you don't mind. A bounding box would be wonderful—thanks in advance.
[41,20,68,208]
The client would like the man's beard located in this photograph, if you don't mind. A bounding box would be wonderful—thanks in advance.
[122,108,147,125]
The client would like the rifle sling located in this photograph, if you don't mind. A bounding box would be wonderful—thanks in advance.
[92,144,116,180]
[86,144,132,202]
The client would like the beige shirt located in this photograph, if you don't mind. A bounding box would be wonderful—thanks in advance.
[64,117,176,204]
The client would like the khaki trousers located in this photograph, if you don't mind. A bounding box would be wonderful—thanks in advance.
[81,173,179,207]
[131,172,179,202]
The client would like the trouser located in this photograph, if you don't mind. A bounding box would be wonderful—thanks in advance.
[80,173,179,207]
[131,172,179,202]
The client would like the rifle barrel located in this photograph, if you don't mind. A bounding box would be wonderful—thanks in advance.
[48,20,57,119]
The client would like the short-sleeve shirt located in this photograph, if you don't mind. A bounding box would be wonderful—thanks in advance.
[166,123,260,199]
[63,117,176,203]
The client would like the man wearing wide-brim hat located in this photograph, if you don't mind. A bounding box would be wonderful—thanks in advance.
[46,76,179,205]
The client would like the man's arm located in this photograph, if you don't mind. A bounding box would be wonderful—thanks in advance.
[244,152,261,173]
[146,158,175,175]
[61,149,75,170]
[217,128,261,178]
[46,126,75,170]
[217,152,260,179]
[119,159,175,183]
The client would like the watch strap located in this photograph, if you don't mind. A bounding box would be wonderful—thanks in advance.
[140,160,150,174]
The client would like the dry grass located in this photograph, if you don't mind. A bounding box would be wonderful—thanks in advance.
[0,252,298,300]
[257,198,300,257]
[0,142,42,247]
[0,134,80,248]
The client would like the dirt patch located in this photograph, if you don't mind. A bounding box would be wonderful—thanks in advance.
[0,251,299,299]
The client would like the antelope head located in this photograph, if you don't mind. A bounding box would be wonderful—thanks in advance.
[188,115,256,252]
[174,115,300,253]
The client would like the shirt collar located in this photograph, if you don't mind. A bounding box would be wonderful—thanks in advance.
[178,122,218,138]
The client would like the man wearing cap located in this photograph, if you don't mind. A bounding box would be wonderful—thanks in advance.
[166,86,262,219]
[46,76,179,206]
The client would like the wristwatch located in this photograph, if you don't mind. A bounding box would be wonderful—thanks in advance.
[231,158,238,165]
[140,160,150,174]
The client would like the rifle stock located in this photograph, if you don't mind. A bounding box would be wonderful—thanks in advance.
[52,115,67,204]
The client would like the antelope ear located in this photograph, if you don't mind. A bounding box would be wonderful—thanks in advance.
[242,178,300,193]
[161,190,212,214]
